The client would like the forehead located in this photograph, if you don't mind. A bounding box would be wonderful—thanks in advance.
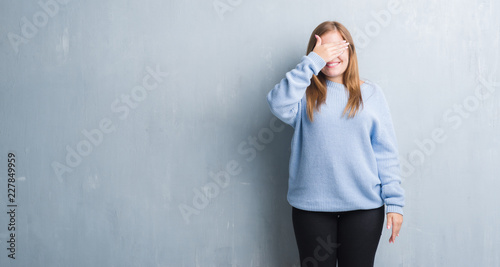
[319,31,344,43]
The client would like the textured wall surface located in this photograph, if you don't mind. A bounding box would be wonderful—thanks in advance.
[1,0,499,266]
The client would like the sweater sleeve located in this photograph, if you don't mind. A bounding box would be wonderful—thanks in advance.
[371,85,405,216]
[266,51,326,127]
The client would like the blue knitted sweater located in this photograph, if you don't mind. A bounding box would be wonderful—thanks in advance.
[266,51,405,215]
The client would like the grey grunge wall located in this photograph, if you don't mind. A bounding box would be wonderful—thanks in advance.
[1,0,499,266]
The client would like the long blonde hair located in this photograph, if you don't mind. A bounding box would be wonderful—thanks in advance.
[305,21,364,121]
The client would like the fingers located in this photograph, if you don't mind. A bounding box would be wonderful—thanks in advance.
[327,42,349,59]
[331,44,349,57]
[314,42,347,63]
[323,41,349,51]
[315,38,348,49]
[386,215,395,243]
[314,34,322,47]
[311,37,349,63]
[390,225,398,243]
[392,223,401,240]
[387,213,403,244]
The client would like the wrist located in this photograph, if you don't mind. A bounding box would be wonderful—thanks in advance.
[386,204,404,216]
[306,51,326,74]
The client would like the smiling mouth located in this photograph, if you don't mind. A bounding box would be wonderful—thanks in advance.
[326,62,341,67]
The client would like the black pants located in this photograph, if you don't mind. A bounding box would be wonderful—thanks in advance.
[292,205,385,267]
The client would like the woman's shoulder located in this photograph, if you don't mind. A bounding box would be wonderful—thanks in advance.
[360,79,378,100]
[360,79,378,88]
[360,80,391,110]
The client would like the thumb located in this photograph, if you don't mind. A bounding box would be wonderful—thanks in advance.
[387,215,392,229]
[315,34,322,46]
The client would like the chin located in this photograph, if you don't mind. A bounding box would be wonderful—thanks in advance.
[324,72,343,79]
[324,69,346,78]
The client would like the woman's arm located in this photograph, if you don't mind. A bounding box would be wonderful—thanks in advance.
[371,84,405,216]
[266,51,326,127]
[371,84,405,243]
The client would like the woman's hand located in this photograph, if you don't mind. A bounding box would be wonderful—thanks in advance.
[312,34,349,63]
[386,212,403,243]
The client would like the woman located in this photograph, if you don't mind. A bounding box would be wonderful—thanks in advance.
[266,21,405,267]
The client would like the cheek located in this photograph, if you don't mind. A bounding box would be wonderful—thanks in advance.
[342,52,349,63]
[341,53,349,68]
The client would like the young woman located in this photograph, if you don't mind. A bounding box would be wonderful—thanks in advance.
[266,21,405,267]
